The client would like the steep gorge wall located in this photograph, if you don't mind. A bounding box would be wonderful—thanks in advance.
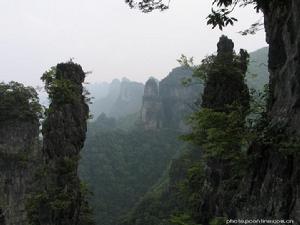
[159,67,202,130]
[235,1,300,223]
[0,82,40,225]
[0,120,39,225]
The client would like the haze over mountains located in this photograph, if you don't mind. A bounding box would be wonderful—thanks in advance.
[79,46,269,225]
[84,46,268,122]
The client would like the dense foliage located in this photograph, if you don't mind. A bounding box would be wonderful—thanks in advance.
[119,37,268,225]
[27,61,94,225]
[79,113,184,225]
[0,81,42,122]
[78,45,269,225]
[41,62,92,107]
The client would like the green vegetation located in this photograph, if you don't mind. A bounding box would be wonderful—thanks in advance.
[184,106,247,161]
[0,81,42,122]
[27,61,94,225]
[79,114,184,225]
[27,156,95,225]
[124,0,272,31]
[119,37,268,225]
[42,63,91,106]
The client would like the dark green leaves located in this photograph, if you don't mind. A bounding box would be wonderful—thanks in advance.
[0,81,42,122]
[207,8,238,30]
[125,0,169,13]
[213,0,234,7]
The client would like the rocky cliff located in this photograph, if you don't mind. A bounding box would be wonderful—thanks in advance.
[234,1,300,223]
[187,36,250,225]
[110,78,144,118]
[89,79,121,119]
[0,82,41,225]
[90,78,144,120]
[141,67,202,130]
[0,120,40,225]
[27,62,94,225]
[141,78,161,129]
[160,67,202,130]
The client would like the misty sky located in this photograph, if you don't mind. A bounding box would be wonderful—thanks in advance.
[0,0,266,86]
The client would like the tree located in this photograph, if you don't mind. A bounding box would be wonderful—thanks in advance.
[125,0,300,222]
[0,81,42,122]
[125,0,269,30]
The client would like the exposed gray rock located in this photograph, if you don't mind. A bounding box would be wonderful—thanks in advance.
[0,119,40,225]
[235,1,300,223]
[141,78,161,129]
[110,79,144,118]
[141,67,202,130]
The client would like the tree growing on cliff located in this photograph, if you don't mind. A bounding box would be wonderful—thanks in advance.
[0,81,42,122]
[27,61,94,225]
[178,36,251,225]
[125,0,300,223]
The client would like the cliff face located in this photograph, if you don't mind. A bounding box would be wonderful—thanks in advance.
[89,79,121,119]
[160,67,202,130]
[264,1,300,133]
[0,82,41,225]
[110,79,144,118]
[141,67,202,130]
[235,1,300,223]
[90,78,144,120]
[27,62,93,225]
[141,78,161,129]
[0,120,39,225]
[189,36,250,225]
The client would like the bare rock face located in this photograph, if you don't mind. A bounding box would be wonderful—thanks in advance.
[141,78,161,129]
[235,1,300,223]
[265,1,300,133]
[0,121,39,225]
[0,86,40,225]
[159,67,202,130]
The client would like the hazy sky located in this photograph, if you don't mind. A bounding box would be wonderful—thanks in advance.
[0,0,266,86]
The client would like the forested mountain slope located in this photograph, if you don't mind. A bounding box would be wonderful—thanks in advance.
[79,119,183,225]
[79,45,269,225]
[118,38,267,225]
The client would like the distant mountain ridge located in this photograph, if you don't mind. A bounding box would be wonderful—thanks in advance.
[86,47,269,124]
[89,78,144,119]
[141,66,203,130]
[246,46,269,90]
[80,46,270,225]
